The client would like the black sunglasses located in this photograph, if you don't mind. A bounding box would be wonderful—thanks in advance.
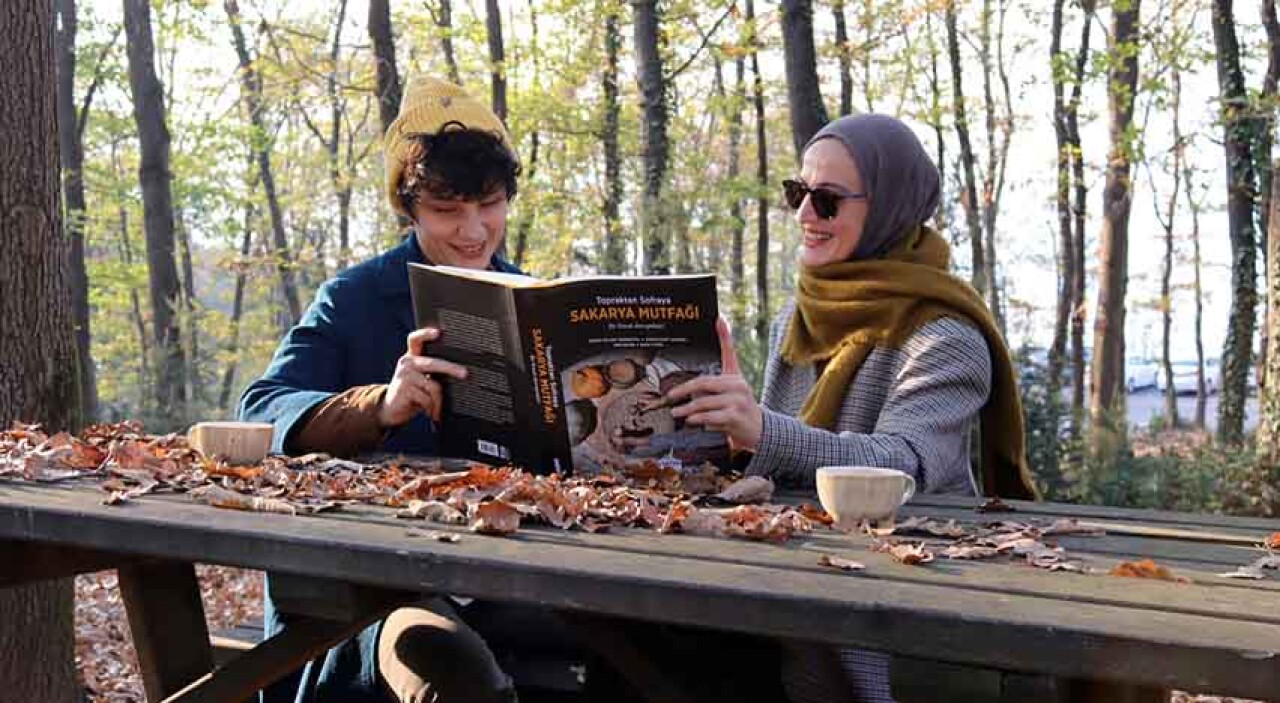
[782,179,867,219]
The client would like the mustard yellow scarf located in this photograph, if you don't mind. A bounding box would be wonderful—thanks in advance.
[781,227,1037,500]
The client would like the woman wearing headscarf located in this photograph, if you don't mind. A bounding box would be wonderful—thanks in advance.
[668,114,1037,701]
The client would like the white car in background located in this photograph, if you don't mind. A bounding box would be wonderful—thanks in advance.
[1125,357,1160,393]
[1156,359,1218,396]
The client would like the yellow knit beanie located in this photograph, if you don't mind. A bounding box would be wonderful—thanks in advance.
[383,76,514,217]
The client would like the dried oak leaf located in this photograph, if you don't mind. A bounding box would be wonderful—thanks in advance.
[470,500,521,536]
[1219,554,1280,579]
[796,502,834,526]
[680,508,728,537]
[397,500,467,524]
[1041,518,1105,537]
[976,497,1017,513]
[874,540,935,565]
[1109,559,1185,582]
[942,544,1002,560]
[712,476,775,505]
[1218,566,1267,580]
[819,555,866,571]
[188,484,333,516]
[896,516,969,538]
[406,528,462,543]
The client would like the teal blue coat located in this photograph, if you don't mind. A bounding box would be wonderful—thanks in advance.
[238,234,520,703]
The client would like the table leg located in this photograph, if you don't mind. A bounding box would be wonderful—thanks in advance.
[118,561,213,702]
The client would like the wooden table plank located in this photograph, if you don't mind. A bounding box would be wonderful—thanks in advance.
[906,493,1280,533]
[5,482,1280,698]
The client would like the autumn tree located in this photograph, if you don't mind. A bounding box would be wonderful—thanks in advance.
[600,0,626,274]
[368,0,401,134]
[225,0,303,326]
[56,0,112,423]
[945,0,989,300]
[1089,0,1141,453]
[633,0,671,274]
[1256,0,1280,459]
[1212,0,1259,445]
[0,1,81,698]
[124,0,187,421]
[780,0,829,159]
[746,0,771,344]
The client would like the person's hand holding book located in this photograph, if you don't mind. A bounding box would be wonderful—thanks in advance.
[378,327,469,428]
[667,318,762,451]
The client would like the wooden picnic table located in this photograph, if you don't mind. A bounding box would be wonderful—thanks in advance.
[2,477,1279,703]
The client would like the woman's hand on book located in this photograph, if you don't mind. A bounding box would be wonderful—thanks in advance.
[666,318,762,450]
[378,327,469,428]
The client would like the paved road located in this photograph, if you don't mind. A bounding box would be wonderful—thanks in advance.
[1124,387,1257,433]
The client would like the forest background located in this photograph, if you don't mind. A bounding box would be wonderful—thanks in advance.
[38,0,1280,512]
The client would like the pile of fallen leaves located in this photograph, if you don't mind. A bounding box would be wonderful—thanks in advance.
[817,515,1106,573]
[2,421,821,544]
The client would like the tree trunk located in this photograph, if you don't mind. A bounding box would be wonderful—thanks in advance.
[331,0,350,270]
[124,0,188,422]
[1048,0,1072,401]
[728,48,747,332]
[1256,0,1279,400]
[925,8,947,237]
[513,0,542,268]
[435,0,461,85]
[368,0,401,135]
[600,1,625,274]
[175,208,200,404]
[226,0,302,327]
[632,0,670,275]
[485,0,506,123]
[1089,0,1141,446]
[1188,167,1208,429]
[219,163,255,413]
[979,0,1012,334]
[1257,0,1280,457]
[111,140,152,400]
[485,0,510,261]
[0,1,80,697]
[1068,1,1095,438]
[1159,50,1185,430]
[945,0,988,298]
[748,0,771,345]
[55,0,99,424]
[1212,0,1259,445]
[1261,175,1280,457]
[1045,0,1073,495]
[780,0,829,161]
[833,0,852,117]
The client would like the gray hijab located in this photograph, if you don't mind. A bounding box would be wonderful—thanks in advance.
[804,114,941,260]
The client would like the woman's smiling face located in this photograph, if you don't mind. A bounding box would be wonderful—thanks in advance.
[794,139,869,268]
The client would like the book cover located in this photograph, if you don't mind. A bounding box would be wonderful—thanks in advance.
[408,264,729,475]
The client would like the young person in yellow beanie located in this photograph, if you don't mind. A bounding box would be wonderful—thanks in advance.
[240,77,533,703]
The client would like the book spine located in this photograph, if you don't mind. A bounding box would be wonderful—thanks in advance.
[514,288,572,474]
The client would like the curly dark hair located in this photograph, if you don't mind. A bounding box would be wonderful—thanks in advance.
[397,122,521,215]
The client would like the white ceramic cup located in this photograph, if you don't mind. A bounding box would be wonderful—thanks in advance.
[815,466,916,531]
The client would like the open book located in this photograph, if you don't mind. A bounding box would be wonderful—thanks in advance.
[408,264,729,475]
